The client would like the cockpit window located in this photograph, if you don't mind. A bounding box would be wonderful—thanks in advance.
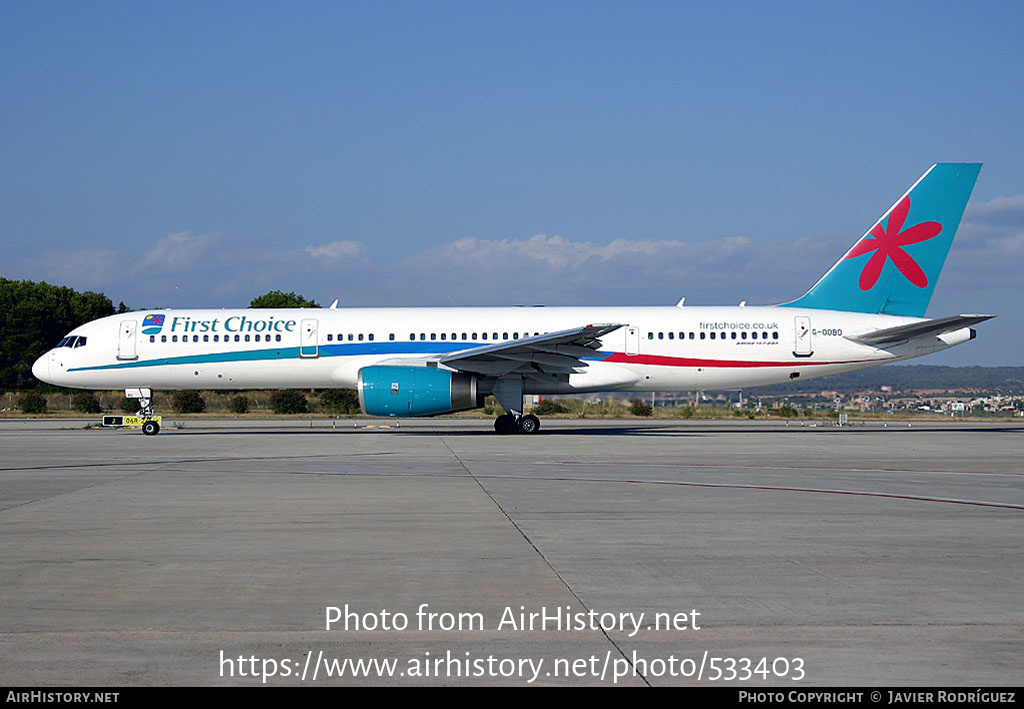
[72,337,87,348]
[56,337,72,348]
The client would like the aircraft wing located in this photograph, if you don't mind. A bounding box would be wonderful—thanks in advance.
[438,323,624,377]
[848,314,994,346]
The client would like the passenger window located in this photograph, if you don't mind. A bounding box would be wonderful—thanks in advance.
[420,333,426,340]
[773,332,779,339]
[244,335,250,342]
[149,336,155,343]
[741,332,747,340]
[193,335,199,343]
[658,332,664,340]
[472,333,477,340]
[276,334,281,342]
[482,333,488,340]
[389,334,395,341]
[462,333,467,340]
[689,332,695,340]
[161,335,167,343]
[172,335,178,342]
[358,334,364,341]
[668,332,674,340]
[441,333,447,340]
[204,335,210,342]
[710,332,715,340]
[647,332,653,340]
[410,333,415,340]
[348,334,354,341]
[731,332,737,340]
[327,334,333,341]
[502,333,508,340]
[751,332,757,339]
[513,332,518,339]
[430,333,436,341]
[699,332,705,340]
[235,335,240,342]
[368,334,374,341]
[493,333,498,340]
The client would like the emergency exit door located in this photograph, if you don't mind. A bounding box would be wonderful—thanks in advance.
[625,326,640,356]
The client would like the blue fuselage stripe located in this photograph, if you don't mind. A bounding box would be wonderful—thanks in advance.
[67,341,559,372]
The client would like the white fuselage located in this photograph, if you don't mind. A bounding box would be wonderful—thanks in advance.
[33,305,972,395]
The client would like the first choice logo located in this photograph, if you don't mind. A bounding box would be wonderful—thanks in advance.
[169,315,298,334]
[141,314,165,335]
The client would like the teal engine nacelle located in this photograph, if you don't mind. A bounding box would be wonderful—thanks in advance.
[358,365,481,417]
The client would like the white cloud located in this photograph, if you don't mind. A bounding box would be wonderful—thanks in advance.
[136,231,221,270]
[28,248,122,291]
[304,240,367,261]
[965,194,1024,227]
[421,233,753,270]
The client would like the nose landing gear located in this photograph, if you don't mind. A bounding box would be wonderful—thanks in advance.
[126,388,161,436]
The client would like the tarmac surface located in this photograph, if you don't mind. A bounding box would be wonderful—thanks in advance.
[1,417,1022,686]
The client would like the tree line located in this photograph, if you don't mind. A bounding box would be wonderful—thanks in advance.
[0,280,318,391]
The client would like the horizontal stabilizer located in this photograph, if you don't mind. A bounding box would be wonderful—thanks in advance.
[849,314,994,346]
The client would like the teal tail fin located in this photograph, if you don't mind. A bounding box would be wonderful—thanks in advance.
[782,163,981,317]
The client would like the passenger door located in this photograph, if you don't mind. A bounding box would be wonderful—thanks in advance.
[117,320,138,360]
[300,318,319,358]
[793,316,813,357]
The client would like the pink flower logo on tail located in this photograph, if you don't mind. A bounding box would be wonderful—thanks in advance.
[845,196,942,290]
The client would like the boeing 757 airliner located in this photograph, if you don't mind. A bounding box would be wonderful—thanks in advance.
[33,164,992,435]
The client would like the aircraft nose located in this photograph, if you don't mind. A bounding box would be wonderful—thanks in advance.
[31,353,50,383]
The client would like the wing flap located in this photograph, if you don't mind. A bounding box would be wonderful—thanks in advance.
[440,323,622,377]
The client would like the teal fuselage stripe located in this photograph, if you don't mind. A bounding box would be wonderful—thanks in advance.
[68,341,598,372]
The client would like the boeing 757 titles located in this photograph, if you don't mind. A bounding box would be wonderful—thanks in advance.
[33,163,992,435]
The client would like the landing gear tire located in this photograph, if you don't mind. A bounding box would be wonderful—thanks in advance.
[519,414,540,434]
[494,414,518,435]
[142,420,160,436]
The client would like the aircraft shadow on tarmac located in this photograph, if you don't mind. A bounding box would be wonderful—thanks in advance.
[166,422,1024,437]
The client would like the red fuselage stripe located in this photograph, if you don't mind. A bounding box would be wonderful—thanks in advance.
[602,353,877,368]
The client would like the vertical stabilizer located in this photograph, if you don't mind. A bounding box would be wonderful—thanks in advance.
[782,163,981,317]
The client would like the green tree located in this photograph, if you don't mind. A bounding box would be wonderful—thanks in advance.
[71,392,101,414]
[249,290,320,309]
[172,391,206,414]
[318,389,360,415]
[0,279,119,390]
[229,395,250,414]
[270,390,308,414]
[18,392,47,414]
[533,399,570,415]
[630,399,653,416]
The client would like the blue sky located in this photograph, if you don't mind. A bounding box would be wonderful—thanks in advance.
[2,1,1022,364]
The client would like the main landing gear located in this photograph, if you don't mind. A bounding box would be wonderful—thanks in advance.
[494,413,540,435]
[490,376,540,435]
